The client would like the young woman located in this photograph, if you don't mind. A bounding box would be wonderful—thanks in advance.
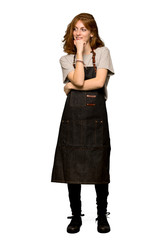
[51,13,115,234]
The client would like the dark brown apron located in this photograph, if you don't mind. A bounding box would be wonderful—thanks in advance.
[51,53,111,184]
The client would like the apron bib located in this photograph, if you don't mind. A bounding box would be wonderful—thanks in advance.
[51,53,111,184]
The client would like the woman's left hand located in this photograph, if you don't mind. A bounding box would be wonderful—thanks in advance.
[64,82,72,95]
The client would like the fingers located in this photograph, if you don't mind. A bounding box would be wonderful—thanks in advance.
[74,39,86,53]
[64,89,70,95]
[74,39,86,46]
[64,85,70,95]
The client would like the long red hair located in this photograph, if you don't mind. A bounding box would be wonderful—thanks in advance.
[62,13,105,54]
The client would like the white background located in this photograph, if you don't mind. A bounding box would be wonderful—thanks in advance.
[0,0,160,239]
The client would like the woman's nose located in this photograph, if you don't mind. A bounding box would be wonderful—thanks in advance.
[76,29,81,35]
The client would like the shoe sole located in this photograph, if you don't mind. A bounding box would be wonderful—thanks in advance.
[67,228,80,234]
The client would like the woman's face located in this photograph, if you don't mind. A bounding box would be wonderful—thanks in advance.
[73,20,93,44]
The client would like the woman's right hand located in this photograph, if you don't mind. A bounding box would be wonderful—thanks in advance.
[64,82,72,95]
[74,39,86,54]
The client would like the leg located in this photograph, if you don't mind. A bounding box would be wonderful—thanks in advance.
[67,184,82,233]
[95,183,109,215]
[67,183,81,216]
[95,184,110,233]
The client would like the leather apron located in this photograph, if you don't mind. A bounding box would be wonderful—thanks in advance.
[51,53,111,184]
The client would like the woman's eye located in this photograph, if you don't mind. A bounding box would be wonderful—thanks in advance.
[73,28,86,32]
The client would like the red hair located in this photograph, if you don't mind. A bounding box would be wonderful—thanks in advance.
[62,13,105,54]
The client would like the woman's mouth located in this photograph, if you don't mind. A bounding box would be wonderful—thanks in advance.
[76,37,83,40]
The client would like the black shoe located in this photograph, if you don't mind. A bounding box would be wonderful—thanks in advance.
[67,215,82,234]
[96,213,110,233]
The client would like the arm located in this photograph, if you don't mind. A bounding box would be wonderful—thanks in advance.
[67,52,84,87]
[67,40,86,87]
[64,69,108,95]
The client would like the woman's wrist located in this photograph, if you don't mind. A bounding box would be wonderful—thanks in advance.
[68,82,79,90]
[76,52,83,59]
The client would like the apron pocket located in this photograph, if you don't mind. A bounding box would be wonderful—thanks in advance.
[61,120,83,146]
[68,120,83,146]
[84,119,104,147]
[86,93,97,106]
[95,120,104,146]
[61,119,104,147]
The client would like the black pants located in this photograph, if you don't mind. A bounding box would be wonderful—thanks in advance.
[67,184,109,216]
